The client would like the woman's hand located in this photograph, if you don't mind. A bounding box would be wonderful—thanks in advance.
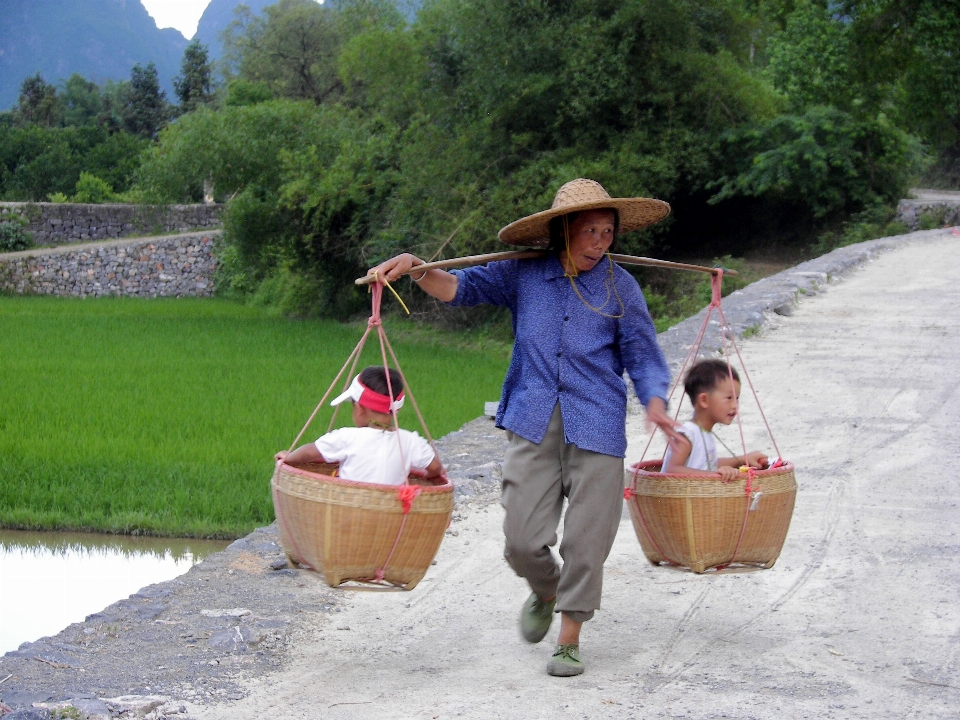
[367,253,425,284]
[645,397,682,446]
[367,253,459,302]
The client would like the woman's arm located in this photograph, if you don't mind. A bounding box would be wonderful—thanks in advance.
[368,253,459,303]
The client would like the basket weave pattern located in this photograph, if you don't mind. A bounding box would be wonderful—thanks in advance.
[627,461,797,573]
[273,462,454,589]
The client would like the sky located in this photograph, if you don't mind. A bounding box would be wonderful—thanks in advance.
[140,0,213,39]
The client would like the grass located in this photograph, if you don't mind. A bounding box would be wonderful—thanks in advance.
[0,297,509,538]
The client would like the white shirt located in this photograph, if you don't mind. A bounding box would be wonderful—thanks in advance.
[315,427,436,486]
[661,420,718,472]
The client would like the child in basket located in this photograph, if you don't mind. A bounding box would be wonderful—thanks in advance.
[662,359,768,481]
[275,366,443,485]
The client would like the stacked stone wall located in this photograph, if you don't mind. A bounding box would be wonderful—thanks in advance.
[0,231,219,298]
[0,202,222,247]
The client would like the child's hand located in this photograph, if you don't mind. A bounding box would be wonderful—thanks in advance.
[274,451,289,463]
[743,451,769,469]
[718,466,739,483]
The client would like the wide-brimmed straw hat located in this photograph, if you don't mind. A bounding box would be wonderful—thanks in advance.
[498,178,670,247]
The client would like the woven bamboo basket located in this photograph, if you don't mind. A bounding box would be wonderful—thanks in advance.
[272,461,454,590]
[626,461,797,573]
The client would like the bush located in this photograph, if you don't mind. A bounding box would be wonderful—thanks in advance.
[0,214,32,251]
[71,172,116,203]
[710,107,925,219]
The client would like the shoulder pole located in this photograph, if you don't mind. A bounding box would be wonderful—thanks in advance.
[354,250,735,285]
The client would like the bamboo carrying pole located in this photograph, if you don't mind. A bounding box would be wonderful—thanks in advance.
[354,251,736,285]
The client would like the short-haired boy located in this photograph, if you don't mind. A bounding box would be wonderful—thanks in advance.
[661,359,768,482]
[275,366,443,485]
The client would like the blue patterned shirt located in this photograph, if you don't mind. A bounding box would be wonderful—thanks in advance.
[449,254,670,457]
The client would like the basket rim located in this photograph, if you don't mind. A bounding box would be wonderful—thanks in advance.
[628,459,795,479]
[277,461,453,493]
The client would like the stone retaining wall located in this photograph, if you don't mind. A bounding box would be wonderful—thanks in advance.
[0,202,222,247]
[0,231,219,298]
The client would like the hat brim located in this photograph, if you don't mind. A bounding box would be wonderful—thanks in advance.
[497,197,671,247]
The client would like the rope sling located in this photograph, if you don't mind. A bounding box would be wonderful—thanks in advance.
[271,281,452,589]
[626,271,796,572]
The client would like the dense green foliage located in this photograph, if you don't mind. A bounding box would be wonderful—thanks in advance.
[130,0,954,319]
[0,296,509,537]
[7,0,960,315]
[0,122,148,201]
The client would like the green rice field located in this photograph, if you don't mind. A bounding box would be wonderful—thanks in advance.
[0,297,510,538]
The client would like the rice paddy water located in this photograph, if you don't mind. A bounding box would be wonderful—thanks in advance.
[0,530,228,654]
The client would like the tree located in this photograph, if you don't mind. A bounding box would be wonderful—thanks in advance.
[174,40,215,114]
[60,74,103,127]
[123,63,169,139]
[222,0,346,104]
[14,74,61,127]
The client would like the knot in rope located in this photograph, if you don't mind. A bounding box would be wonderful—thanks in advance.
[623,487,635,500]
[743,466,756,497]
[397,484,422,514]
[710,269,724,308]
[369,280,384,325]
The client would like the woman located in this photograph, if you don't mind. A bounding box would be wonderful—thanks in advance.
[370,179,679,676]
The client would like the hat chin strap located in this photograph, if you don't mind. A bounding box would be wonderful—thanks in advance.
[562,214,579,278]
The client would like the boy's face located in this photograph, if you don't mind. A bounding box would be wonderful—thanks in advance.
[698,377,741,426]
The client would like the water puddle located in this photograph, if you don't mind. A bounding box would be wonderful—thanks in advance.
[0,530,228,655]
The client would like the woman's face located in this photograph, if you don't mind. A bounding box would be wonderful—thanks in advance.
[559,209,616,273]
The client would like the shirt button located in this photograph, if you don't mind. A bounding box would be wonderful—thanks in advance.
[564,316,569,321]
[556,352,562,357]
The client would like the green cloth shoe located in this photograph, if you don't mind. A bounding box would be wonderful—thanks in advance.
[547,643,584,677]
[520,592,556,643]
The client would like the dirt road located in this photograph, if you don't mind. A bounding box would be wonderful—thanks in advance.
[197,233,960,719]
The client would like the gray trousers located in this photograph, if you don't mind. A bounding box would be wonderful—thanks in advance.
[501,404,625,623]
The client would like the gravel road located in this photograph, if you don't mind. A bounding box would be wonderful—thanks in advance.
[3,228,957,719]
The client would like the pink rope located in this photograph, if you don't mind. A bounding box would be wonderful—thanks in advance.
[713,303,783,459]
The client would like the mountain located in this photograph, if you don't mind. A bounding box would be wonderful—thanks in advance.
[0,0,188,110]
[193,0,275,62]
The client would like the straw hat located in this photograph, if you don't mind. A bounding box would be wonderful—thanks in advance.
[498,178,670,247]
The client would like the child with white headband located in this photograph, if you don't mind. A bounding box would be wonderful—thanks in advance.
[275,366,442,485]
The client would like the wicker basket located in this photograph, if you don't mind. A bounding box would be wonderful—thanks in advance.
[272,462,454,589]
[626,461,796,573]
